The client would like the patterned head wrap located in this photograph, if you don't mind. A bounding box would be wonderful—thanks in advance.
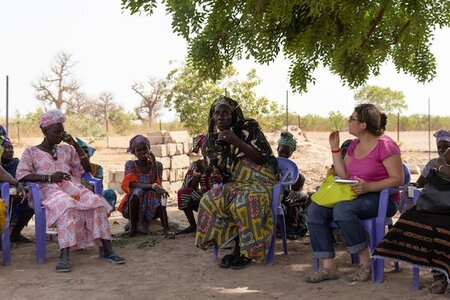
[76,137,96,157]
[207,96,244,134]
[434,130,450,143]
[0,125,11,146]
[277,132,297,152]
[191,134,207,154]
[39,109,66,128]
[127,134,150,154]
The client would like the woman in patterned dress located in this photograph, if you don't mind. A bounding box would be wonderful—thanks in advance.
[16,109,125,272]
[195,96,278,269]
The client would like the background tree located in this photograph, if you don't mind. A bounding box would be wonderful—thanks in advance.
[164,62,279,134]
[121,1,450,93]
[66,91,92,115]
[328,111,346,131]
[32,51,80,111]
[131,78,164,126]
[354,85,407,141]
[354,85,407,114]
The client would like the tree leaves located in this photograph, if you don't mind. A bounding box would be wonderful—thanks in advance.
[121,0,449,92]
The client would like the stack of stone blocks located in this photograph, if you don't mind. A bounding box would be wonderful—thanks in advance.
[108,131,196,195]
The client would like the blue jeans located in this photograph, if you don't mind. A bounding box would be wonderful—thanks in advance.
[307,192,397,259]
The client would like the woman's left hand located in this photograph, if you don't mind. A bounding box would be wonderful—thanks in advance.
[218,130,238,145]
[351,177,369,195]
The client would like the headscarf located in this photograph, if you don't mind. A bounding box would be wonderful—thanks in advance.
[191,134,207,154]
[278,132,297,152]
[39,109,66,128]
[0,125,18,176]
[76,137,96,157]
[204,96,275,181]
[434,130,450,143]
[127,134,150,154]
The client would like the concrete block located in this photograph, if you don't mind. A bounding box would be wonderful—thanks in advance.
[169,181,183,192]
[113,171,125,183]
[107,182,123,193]
[151,144,168,157]
[108,171,116,183]
[161,181,171,191]
[161,169,170,181]
[176,143,184,155]
[183,142,191,154]
[158,157,171,169]
[147,131,165,145]
[168,131,191,144]
[163,131,173,144]
[167,143,178,156]
[171,154,190,169]
[175,168,186,181]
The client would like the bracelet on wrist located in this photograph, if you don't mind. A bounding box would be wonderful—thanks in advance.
[47,175,52,183]
[331,148,341,154]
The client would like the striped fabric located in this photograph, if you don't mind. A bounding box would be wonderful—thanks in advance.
[373,206,450,279]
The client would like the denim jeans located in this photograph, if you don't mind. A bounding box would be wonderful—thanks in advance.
[307,192,397,259]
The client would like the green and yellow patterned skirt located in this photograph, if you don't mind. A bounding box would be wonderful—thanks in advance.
[195,159,277,263]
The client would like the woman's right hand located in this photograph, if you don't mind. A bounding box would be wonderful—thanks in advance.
[329,131,340,149]
[51,172,71,183]
[152,183,169,197]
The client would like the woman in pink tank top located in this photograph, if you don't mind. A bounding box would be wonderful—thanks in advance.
[305,104,404,283]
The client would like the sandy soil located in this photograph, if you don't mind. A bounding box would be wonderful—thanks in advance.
[1,131,447,300]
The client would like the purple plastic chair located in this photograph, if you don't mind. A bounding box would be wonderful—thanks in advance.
[313,163,411,284]
[26,172,103,264]
[212,157,299,264]
[266,157,299,264]
[1,182,11,266]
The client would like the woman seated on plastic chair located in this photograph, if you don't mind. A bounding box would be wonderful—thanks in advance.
[373,147,450,294]
[195,96,278,269]
[305,104,403,283]
[16,109,125,272]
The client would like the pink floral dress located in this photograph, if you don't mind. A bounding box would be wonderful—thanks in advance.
[16,145,112,250]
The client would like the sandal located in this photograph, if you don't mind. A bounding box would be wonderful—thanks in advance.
[230,255,252,270]
[219,254,236,269]
[55,258,72,273]
[176,226,196,235]
[164,231,176,239]
[103,253,126,265]
[347,264,371,282]
[304,267,339,283]
[136,223,148,235]
[429,278,449,294]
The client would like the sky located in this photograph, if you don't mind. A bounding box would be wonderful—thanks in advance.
[1,0,450,123]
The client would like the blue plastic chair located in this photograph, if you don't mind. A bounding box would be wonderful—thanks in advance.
[212,157,299,264]
[27,172,103,264]
[1,182,11,266]
[313,163,411,283]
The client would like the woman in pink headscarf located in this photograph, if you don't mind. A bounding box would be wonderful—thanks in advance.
[16,109,125,272]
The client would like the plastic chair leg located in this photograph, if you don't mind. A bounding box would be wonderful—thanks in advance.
[279,215,288,255]
[1,224,11,266]
[35,208,47,264]
[212,245,219,260]
[412,267,420,290]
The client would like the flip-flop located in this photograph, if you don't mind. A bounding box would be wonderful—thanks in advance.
[219,254,236,268]
[55,258,72,273]
[103,253,126,265]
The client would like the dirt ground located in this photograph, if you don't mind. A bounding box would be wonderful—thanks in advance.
[1,131,447,300]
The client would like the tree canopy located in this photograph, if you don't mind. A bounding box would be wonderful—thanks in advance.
[164,62,279,134]
[354,85,407,114]
[121,0,450,93]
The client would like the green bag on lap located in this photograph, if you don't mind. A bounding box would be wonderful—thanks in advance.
[311,175,357,208]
